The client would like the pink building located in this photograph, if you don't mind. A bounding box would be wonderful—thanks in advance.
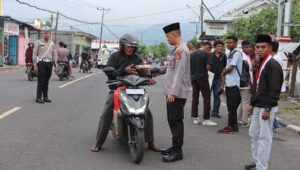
[0,16,39,66]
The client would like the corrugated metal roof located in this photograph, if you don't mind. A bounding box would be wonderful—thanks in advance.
[280,43,300,53]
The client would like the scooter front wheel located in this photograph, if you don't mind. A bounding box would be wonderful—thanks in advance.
[129,127,145,164]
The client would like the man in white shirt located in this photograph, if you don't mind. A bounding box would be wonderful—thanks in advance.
[237,40,254,128]
[271,41,286,134]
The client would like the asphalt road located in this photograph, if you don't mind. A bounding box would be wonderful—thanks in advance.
[0,67,299,170]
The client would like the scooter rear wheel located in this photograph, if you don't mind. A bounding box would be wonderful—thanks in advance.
[28,72,33,81]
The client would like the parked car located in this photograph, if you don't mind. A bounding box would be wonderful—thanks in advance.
[96,59,108,69]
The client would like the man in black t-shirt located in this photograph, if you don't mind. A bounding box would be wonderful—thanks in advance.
[190,43,218,126]
[210,40,227,118]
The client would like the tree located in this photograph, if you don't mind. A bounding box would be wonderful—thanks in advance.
[228,2,300,41]
[189,37,200,49]
[150,42,169,58]
[158,42,169,58]
[137,44,150,56]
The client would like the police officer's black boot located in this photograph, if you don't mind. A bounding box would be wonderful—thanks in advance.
[36,98,44,104]
[162,148,183,162]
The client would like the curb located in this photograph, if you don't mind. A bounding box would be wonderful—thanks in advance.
[276,116,300,135]
[0,66,24,72]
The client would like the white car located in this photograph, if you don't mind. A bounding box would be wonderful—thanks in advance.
[97,59,108,69]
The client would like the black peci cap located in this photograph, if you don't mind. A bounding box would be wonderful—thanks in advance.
[256,34,272,44]
[163,22,180,34]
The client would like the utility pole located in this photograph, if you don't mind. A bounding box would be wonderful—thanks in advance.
[54,11,59,44]
[277,0,284,38]
[0,0,3,16]
[97,7,110,55]
[186,5,201,38]
[189,21,199,38]
[283,0,292,36]
[200,0,204,37]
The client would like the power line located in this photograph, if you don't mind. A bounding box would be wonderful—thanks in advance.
[208,0,228,9]
[105,6,199,23]
[103,24,119,39]
[15,0,100,24]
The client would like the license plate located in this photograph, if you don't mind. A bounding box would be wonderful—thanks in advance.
[126,89,145,95]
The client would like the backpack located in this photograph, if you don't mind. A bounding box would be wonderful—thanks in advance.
[228,50,251,88]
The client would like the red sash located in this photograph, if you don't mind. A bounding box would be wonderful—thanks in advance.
[113,85,126,111]
[255,53,271,81]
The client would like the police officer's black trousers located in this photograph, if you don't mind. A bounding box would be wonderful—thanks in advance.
[95,93,155,147]
[37,61,53,99]
[167,98,186,152]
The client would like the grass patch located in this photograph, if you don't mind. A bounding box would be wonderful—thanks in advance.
[280,106,300,115]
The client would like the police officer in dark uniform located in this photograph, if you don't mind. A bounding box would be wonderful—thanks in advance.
[33,26,57,103]
[90,34,161,153]
[161,23,191,162]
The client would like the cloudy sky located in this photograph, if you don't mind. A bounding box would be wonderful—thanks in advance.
[4,0,249,43]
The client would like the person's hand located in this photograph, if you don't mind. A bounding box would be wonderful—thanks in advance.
[262,111,270,121]
[247,105,254,115]
[148,78,156,85]
[33,66,38,72]
[125,64,138,75]
[219,85,225,95]
[167,95,175,103]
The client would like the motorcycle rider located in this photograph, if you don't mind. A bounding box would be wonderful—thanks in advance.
[79,48,91,72]
[91,34,161,152]
[57,42,69,75]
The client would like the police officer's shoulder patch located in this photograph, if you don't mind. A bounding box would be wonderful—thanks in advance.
[175,49,183,60]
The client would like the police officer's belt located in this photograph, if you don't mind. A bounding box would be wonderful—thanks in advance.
[38,58,52,62]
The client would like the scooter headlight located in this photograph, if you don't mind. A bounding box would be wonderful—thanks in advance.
[119,93,148,115]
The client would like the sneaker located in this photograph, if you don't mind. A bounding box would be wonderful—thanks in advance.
[202,120,218,126]
[193,118,201,125]
[218,126,239,134]
[241,122,250,128]
[245,163,256,170]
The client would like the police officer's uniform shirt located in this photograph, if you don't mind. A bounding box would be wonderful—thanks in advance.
[164,43,191,99]
[225,48,243,87]
[33,39,57,63]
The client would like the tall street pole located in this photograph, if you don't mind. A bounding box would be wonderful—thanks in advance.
[277,0,283,38]
[200,0,204,37]
[54,11,59,44]
[97,7,109,55]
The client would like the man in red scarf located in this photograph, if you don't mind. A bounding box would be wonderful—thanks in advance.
[245,35,283,170]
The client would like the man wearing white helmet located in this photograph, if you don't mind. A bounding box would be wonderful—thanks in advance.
[33,26,57,104]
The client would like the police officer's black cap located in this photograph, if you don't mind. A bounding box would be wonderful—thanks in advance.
[255,34,272,44]
[163,22,180,34]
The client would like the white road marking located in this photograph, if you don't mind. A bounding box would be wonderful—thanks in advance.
[0,107,22,120]
[58,72,101,88]
[221,103,226,106]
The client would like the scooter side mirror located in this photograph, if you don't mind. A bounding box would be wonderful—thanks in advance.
[150,67,166,77]
[103,67,118,80]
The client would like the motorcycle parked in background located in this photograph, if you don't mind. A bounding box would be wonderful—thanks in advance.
[25,63,38,81]
[82,60,89,73]
[56,62,69,81]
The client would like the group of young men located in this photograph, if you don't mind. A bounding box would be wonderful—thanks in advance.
[188,34,284,170]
